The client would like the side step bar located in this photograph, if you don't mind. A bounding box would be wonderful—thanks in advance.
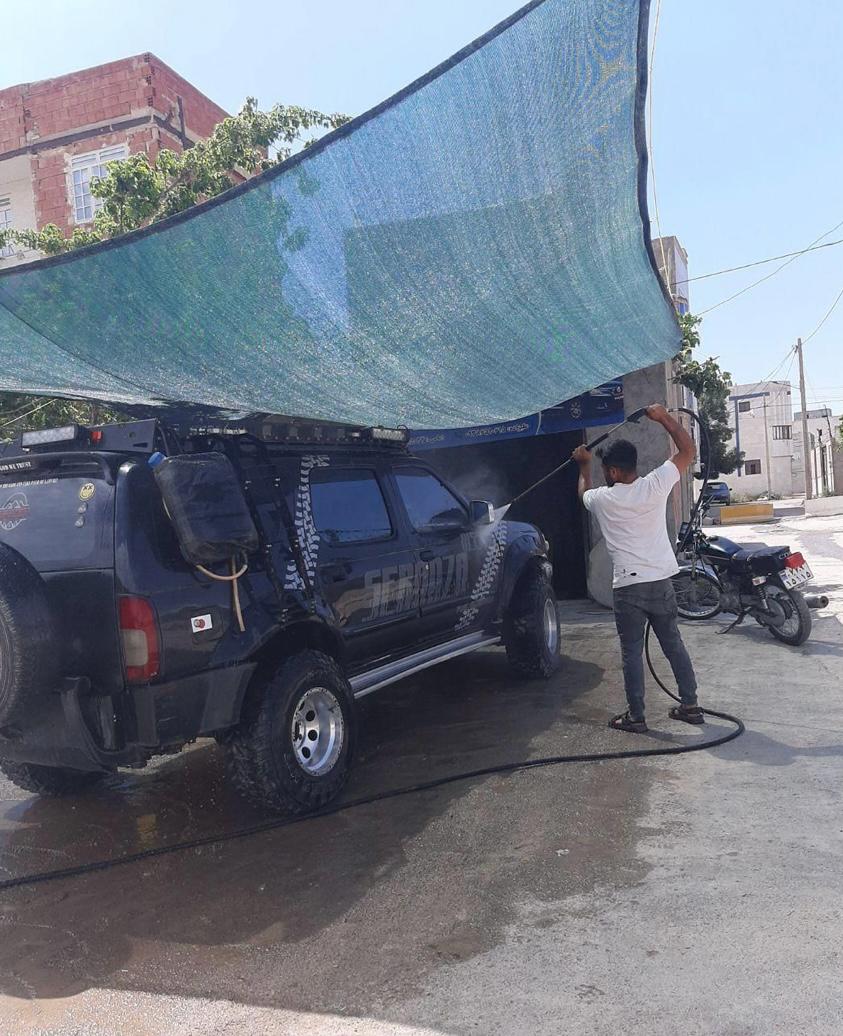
[350,632,500,700]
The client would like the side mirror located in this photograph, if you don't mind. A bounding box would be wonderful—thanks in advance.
[470,500,495,525]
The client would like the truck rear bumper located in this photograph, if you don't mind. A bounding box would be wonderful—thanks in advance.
[0,665,256,774]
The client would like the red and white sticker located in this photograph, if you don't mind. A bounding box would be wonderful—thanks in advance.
[191,614,213,633]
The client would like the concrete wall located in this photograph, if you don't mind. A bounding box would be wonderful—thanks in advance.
[792,413,838,498]
[0,152,38,266]
[584,361,678,607]
[805,495,843,517]
[723,381,794,498]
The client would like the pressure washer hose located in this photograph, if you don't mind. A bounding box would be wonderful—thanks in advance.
[0,406,743,893]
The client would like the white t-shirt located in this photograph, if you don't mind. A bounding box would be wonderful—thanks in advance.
[582,459,681,589]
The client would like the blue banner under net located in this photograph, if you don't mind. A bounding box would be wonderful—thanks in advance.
[0,0,678,428]
[409,381,623,450]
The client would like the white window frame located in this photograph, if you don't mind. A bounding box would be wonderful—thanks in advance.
[772,425,792,440]
[0,201,13,259]
[69,145,128,224]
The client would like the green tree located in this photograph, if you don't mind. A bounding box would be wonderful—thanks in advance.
[0,395,121,441]
[674,313,741,476]
[0,98,348,433]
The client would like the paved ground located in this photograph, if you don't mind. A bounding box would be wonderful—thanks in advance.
[0,513,841,1035]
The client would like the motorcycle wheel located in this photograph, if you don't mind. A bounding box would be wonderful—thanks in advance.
[764,586,812,646]
[672,570,722,620]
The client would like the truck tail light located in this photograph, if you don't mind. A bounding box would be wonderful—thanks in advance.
[784,552,806,570]
[119,596,160,683]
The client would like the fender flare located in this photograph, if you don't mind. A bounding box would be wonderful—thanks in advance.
[499,533,551,616]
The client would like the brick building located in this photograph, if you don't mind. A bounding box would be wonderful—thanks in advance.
[0,54,227,266]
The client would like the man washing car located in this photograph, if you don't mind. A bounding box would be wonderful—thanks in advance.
[573,404,704,733]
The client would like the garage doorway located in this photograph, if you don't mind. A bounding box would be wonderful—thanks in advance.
[423,431,587,599]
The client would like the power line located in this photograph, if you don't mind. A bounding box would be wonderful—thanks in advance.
[731,346,797,402]
[0,398,55,429]
[698,217,843,316]
[673,238,843,287]
[802,280,843,345]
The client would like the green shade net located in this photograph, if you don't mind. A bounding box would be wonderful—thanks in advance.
[0,0,678,428]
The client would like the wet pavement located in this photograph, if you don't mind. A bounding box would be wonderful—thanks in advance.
[1,512,842,1034]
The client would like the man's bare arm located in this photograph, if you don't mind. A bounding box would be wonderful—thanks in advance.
[572,444,593,500]
[644,404,696,474]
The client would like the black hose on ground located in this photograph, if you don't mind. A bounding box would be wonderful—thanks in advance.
[0,407,743,894]
[0,707,743,893]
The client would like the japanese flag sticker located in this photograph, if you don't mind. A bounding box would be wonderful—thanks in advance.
[191,614,213,633]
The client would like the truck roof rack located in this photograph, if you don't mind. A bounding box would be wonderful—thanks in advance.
[187,416,410,449]
[0,414,410,460]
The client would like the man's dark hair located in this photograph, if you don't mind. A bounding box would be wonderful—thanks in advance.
[597,438,638,473]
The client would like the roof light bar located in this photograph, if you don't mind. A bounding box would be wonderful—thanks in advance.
[367,426,409,443]
[21,425,82,449]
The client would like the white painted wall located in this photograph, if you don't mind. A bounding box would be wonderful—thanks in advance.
[792,411,838,497]
[0,153,38,269]
[722,380,794,498]
[805,496,843,517]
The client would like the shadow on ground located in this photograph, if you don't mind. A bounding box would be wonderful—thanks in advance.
[0,647,622,1010]
[0,626,740,1016]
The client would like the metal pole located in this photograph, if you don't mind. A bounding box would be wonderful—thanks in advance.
[796,337,813,500]
[762,397,772,496]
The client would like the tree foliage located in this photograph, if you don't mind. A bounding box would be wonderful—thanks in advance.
[1,97,347,256]
[0,395,121,441]
[0,98,348,431]
[673,313,741,476]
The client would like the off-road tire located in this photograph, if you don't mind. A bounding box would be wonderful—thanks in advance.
[766,586,812,646]
[0,760,105,796]
[0,543,58,730]
[226,650,355,814]
[503,566,560,678]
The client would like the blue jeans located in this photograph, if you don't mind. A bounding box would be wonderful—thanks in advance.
[613,579,698,721]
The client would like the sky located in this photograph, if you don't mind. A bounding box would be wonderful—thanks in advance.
[5,0,842,412]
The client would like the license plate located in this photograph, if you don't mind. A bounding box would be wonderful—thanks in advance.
[780,563,812,589]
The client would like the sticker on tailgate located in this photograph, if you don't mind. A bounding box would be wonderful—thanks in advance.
[191,613,213,633]
[0,492,29,532]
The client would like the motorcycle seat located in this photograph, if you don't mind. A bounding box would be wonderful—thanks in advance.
[730,545,791,573]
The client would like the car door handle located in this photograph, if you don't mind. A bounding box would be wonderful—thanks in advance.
[321,563,349,583]
[419,549,435,562]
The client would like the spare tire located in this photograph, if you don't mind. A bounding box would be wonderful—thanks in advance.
[0,543,58,729]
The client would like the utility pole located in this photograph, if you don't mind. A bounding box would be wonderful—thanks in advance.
[796,337,813,500]
[762,398,772,497]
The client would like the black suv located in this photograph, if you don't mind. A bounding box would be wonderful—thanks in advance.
[0,418,559,814]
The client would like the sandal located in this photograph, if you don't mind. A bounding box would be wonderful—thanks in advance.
[609,711,648,733]
[669,705,705,726]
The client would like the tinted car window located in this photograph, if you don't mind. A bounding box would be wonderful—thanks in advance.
[394,468,467,530]
[310,468,392,544]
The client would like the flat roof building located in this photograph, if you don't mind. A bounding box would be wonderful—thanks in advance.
[0,54,227,267]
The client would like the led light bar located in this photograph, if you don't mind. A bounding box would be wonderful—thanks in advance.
[21,424,81,448]
[367,426,409,443]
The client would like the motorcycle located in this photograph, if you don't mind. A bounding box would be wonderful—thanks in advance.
[672,507,825,646]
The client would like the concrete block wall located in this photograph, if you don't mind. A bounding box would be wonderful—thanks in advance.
[0,54,229,244]
[805,496,843,517]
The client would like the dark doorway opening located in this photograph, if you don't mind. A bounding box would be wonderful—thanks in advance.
[424,431,587,599]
